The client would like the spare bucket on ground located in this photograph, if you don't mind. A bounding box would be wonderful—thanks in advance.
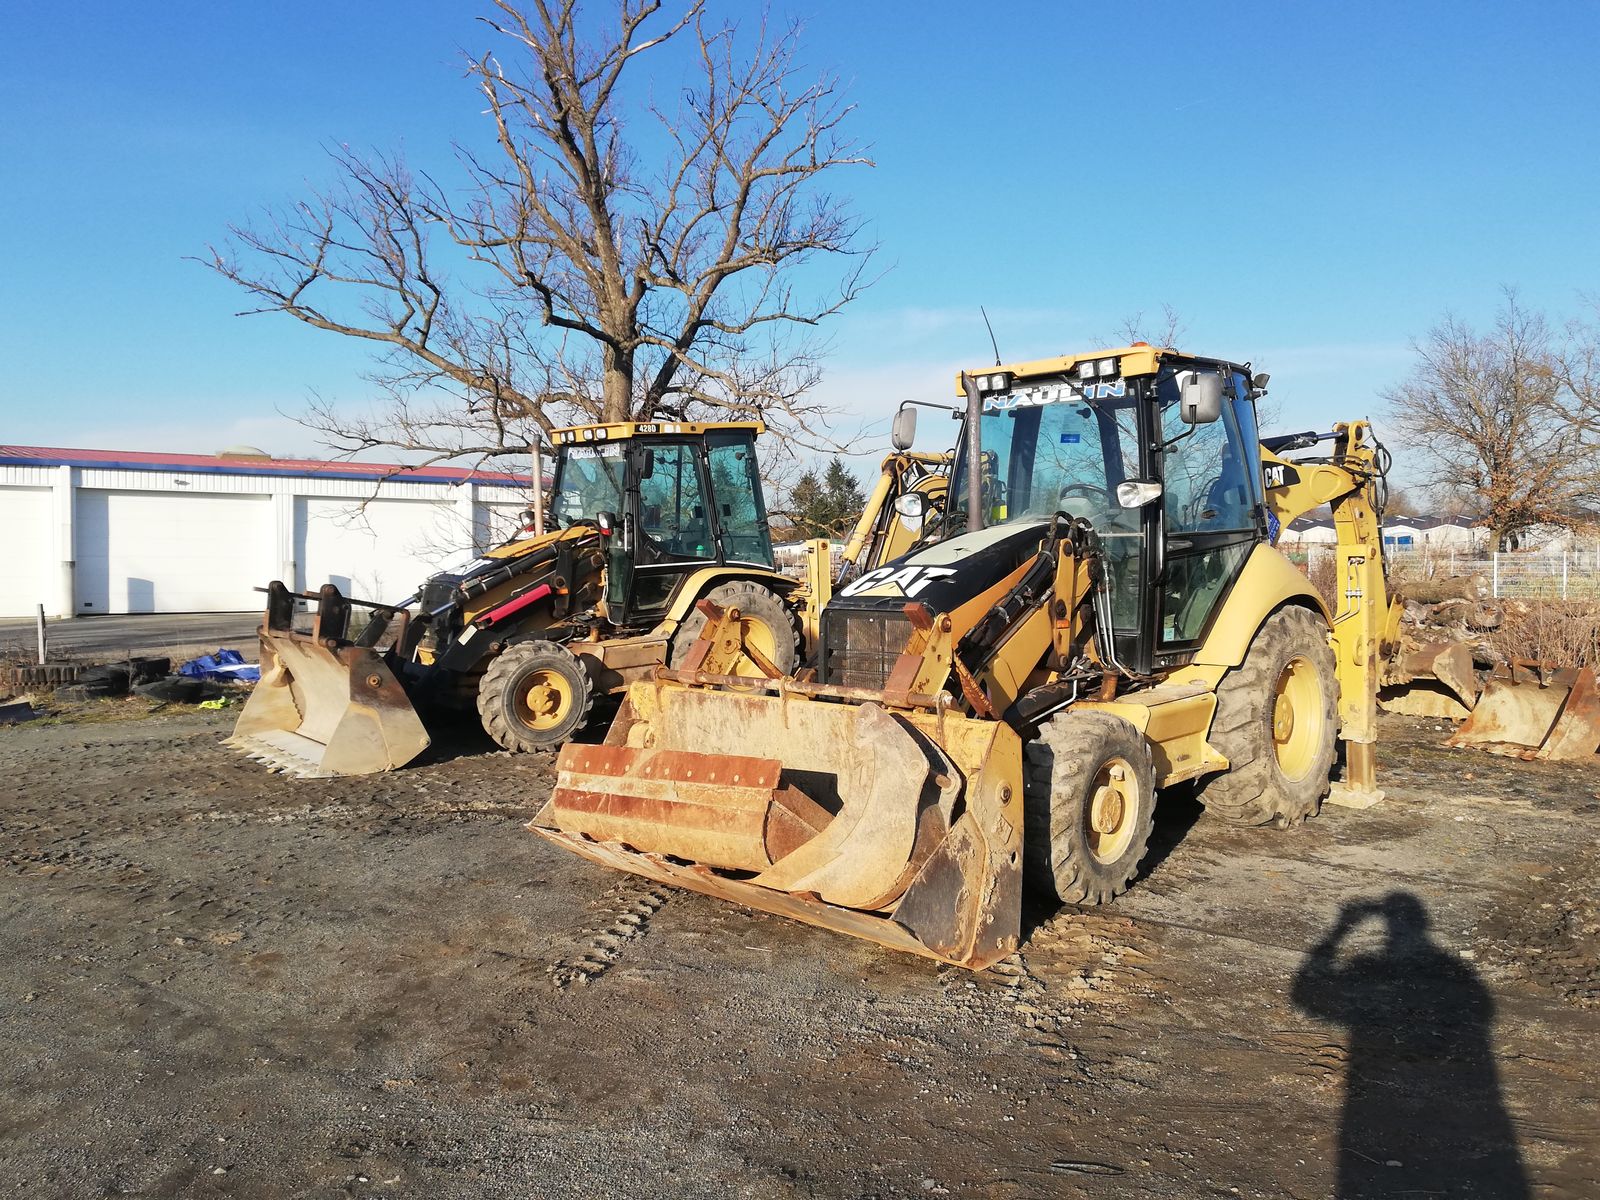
[226,582,429,777]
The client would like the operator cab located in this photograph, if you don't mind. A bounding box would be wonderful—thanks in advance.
[548,421,776,625]
[947,346,1268,676]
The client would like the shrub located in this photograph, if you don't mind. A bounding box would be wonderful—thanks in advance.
[1488,599,1600,669]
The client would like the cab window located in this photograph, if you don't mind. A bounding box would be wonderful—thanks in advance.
[1158,371,1256,534]
[706,432,774,567]
[637,443,714,560]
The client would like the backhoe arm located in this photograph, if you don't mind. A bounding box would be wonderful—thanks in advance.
[1261,421,1396,803]
[790,450,952,651]
[840,451,951,577]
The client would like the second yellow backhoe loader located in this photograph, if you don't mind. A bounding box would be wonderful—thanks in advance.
[229,419,948,776]
[535,344,1600,970]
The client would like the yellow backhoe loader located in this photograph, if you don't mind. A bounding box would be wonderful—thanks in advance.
[536,344,1600,970]
[229,420,948,777]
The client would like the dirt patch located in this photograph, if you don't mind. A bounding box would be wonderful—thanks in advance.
[1,709,1597,1198]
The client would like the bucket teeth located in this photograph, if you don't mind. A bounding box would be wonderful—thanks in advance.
[224,734,335,779]
[228,629,429,776]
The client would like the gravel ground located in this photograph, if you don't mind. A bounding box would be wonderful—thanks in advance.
[1,705,1596,1199]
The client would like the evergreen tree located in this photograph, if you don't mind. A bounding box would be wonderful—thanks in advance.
[788,457,866,538]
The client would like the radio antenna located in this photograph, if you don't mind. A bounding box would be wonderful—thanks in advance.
[980,306,1002,366]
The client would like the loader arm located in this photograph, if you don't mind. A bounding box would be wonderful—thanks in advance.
[1261,421,1397,799]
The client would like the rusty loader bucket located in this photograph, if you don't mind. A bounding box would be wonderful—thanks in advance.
[1447,663,1600,762]
[1380,641,1480,720]
[1380,638,1599,761]
[227,582,430,777]
[533,679,1026,970]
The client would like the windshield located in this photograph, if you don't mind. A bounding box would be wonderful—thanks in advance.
[950,383,1143,533]
[550,444,626,528]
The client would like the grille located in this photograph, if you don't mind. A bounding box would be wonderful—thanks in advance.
[821,610,913,691]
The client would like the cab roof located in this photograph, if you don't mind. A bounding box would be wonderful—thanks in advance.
[955,344,1245,393]
[550,420,765,445]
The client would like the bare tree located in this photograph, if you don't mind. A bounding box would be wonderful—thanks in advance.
[1384,293,1600,550]
[1095,306,1290,430]
[1556,294,1600,437]
[204,1,873,473]
[1105,303,1188,349]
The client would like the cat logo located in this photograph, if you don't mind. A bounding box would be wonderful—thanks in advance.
[838,564,957,599]
[1263,463,1298,490]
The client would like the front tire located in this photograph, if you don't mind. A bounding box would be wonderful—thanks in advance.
[477,640,595,753]
[1195,605,1338,827]
[669,580,801,679]
[1023,710,1157,905]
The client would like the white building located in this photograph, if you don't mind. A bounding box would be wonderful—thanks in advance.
[0,444,533,618]
[1279,514,1487,551]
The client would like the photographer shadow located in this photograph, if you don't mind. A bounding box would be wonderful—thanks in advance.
[1292,892,1528,1199]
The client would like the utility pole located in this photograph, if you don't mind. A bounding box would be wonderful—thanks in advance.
[531,440,546,537]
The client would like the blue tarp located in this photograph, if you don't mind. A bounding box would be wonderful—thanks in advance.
[177,649,261,684]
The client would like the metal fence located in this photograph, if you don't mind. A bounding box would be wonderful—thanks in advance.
[1295,543,1600,600]
[773,541,845,580]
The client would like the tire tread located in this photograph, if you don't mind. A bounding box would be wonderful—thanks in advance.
[1195,605,1338,827]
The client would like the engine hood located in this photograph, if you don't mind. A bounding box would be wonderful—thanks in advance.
[831,520,1048,616]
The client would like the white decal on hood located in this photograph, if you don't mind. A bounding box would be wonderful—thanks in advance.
[838,565,957,599]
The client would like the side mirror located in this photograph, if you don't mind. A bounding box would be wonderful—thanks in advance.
[1116,480,1164,508]
[891,406,918,451]
[1179,372,1224,424]
[640,448,655,479]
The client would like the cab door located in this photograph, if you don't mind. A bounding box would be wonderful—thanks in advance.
[1153,366,1265,664]
[614,440,719,623]
[705,429,775,568]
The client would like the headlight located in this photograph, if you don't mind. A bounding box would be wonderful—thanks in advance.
[1076,360,1096,381]
[1097,357,1118,377]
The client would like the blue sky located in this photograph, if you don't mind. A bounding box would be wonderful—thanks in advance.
[3,1,1597,485]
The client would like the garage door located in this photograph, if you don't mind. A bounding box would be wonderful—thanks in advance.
[0,487,56,618]
[483,502,533,545]
[76,490,271,614]
[295,497,475,604]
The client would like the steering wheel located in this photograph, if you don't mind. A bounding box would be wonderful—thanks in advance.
[1059,483,1108,503]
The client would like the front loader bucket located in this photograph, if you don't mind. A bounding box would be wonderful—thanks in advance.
[533,680,1025,970]
[226,582,430,777]
[1448,666,1600,762]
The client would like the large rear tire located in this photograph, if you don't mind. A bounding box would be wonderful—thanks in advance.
[1195,605,1338,827]
[477,640,595,753]
[669,580,801,679]
[1023,710,1157,905]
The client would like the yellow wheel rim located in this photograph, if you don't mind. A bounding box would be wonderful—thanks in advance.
[514,667,574,732]
[729,615,781,679]
[1273,656,1322,780]
[1085,756,1139,864]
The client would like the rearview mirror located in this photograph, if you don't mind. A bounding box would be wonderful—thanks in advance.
[1179,372,1224,424]
[1116,480,1164,508]
[891,406,918,451]
[640,448,655,479]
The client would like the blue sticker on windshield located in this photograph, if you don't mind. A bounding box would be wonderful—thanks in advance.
[1060,433,1081,443]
